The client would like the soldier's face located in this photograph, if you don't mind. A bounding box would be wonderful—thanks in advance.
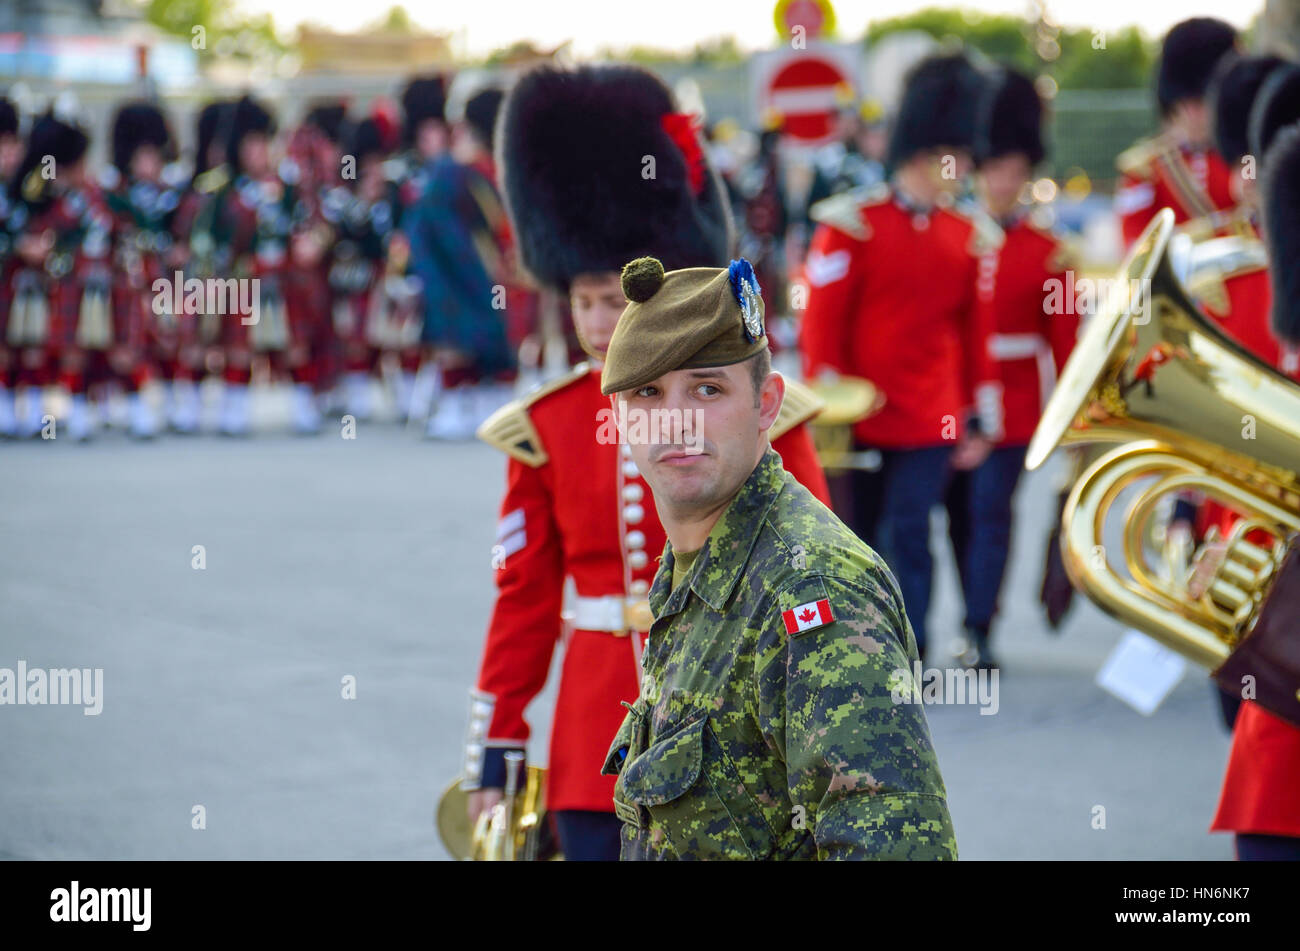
[978,153,1031,216]
[61,158,87,190]
[130,145,164,184]
[0,134,20,180]
[617,361,783,517]
[570,272,626,356]
[1170,100,1210,145]
[417,120,448,160]
[239,134,270,178]
[1232,166,1258,209]
[858,125,887,161]
[926,147,970,193]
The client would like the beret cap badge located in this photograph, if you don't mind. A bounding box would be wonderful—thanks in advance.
[729,258,764,343]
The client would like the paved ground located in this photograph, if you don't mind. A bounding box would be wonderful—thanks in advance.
[0,398,1234,860]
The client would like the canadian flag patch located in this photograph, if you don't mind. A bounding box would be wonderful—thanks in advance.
[782,599,834,635]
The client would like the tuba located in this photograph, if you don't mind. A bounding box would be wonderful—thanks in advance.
[1026,209,1300,724]
[435,755,557,860]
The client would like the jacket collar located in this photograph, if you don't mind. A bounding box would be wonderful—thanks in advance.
[649,448,786,619]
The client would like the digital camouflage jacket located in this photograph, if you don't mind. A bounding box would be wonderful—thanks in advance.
[601,448,958,860]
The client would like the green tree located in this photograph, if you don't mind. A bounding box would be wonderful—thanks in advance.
[372,6,415,33]
[1054,26,1154,90]
[863,6,1155,90]
[142,0,286,61]
[865,8,1037,72]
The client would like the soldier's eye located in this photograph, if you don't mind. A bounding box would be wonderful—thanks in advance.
[697,383,720,396]
[633,386,657,398]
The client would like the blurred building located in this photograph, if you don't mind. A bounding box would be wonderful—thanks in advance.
[0,0,199,87]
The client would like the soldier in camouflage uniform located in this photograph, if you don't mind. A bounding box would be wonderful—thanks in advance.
[598,255,957,861]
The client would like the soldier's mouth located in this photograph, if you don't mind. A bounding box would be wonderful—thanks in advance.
[655,449,706,465]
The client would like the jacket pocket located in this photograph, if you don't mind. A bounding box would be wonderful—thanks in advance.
[617,711,773,860]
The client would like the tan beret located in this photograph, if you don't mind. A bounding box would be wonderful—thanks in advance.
[600,256,767,395]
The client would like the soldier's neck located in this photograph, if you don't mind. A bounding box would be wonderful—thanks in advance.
[662,500,729,555]
[660,444,767,553]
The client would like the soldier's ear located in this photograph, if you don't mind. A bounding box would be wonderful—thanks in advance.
[757,371,784,433]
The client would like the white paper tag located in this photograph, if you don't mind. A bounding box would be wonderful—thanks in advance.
[1095,629,1188,715]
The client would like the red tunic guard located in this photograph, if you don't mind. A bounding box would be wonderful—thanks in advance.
[800,184,1002,447]
[977,211,1079,447]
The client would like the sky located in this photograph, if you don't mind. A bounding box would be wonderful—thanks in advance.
[237,0,1259,57]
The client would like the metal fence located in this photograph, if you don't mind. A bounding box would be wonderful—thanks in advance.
[1047,88,1158,189]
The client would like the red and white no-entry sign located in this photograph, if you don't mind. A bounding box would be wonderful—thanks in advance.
[751,43,861,146]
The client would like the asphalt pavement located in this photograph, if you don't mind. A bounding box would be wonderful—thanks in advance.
[0,392,1233,860]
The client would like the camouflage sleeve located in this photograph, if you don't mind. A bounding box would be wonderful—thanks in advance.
[754,570,958,860]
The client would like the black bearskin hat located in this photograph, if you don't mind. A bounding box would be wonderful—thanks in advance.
[111,102,171,175]
[497,63,734,292]
[975,67,1045,167]
[1156,17,1237,115]
[226,95,274,173]
[1249,64,1300,163]
[194,100,231,179]
[1261,124,1300,345]
[463,87,504,151]
[9,112,88,206]
[304,102,348,143]
[0,97,17,138]
[346,117,389,165]
[401,75,446,144]
[1209,54,1289,164]
[888,52,985,168]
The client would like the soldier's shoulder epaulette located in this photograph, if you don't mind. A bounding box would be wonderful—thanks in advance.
[519,361,592,410]
[1116,134,1175,180]
[946,199,1005,255]
[475,363,593,466]
[195,165,230,195]
[770,377,825,442]
[476,400,548,467]
[808,183,888,241]
[21,168,47,205]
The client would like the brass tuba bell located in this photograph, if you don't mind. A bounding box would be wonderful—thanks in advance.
[1026,209,1300,722]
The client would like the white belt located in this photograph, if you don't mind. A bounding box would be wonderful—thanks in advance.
[988,332,1046,360]
[569,595,654,634]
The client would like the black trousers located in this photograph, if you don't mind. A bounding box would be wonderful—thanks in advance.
[551,809,622,861]
[838,445,954,657]
[1236,833,1300,861]
[944,445,1029,635]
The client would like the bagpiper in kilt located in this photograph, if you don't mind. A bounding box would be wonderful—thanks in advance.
[210,95,332,435]
[9,113,121,442]
[322,114,414,421]
[105,101,184,438]
[167,101,235,432]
